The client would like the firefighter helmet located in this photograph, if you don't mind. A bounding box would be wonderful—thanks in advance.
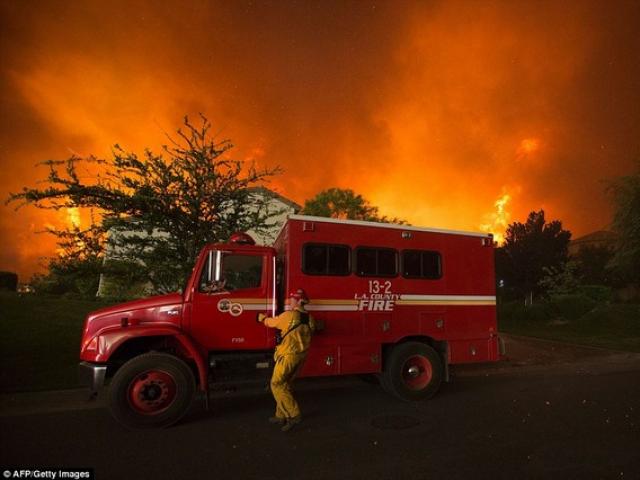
[289,288,309,304]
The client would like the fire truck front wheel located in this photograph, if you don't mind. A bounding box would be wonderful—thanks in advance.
[384,342,443,401]
[108,352,195,429]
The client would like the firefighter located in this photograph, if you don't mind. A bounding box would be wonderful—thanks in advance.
[258,288,315,432]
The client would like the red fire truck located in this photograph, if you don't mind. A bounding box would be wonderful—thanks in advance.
[79,215,501,428]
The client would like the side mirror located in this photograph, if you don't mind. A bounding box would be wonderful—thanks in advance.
[202,279,227,294]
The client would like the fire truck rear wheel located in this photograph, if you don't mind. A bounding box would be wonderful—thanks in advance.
[109,352,196,429]
[384,342,443,401]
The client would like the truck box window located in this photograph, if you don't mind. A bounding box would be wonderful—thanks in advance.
[355,247,398,277]
[303,243,350,276]
[402,250,442,279]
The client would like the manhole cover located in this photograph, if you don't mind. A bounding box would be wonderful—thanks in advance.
[371,415,420,430]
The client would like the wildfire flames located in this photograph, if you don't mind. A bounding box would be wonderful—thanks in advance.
[66,208,81,229]
[480,192,512,245]
[1,1,639,279]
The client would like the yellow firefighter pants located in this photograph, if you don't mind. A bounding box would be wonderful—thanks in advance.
[271,353,306,419]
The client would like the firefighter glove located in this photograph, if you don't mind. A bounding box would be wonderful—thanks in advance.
[257,313,266,323]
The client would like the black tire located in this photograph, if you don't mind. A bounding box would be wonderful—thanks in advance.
[377,371,393,394]
[382,342,443,401]
[108,352,196,429]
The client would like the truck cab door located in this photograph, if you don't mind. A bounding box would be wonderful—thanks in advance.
[189,249,273,350]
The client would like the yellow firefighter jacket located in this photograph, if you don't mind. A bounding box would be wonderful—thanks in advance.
[264,307,315,360]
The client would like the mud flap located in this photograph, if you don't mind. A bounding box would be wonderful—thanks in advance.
[432,340,450,382]
[498,336,507,356]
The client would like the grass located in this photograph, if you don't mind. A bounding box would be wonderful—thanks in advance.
[0,292,115,393]
[499,301,640,352]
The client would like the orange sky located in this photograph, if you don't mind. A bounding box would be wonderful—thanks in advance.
[1,0,639,281]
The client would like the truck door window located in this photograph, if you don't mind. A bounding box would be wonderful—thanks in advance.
[199,252,263,292]
[222,254,263,291]
[199,251,224,293]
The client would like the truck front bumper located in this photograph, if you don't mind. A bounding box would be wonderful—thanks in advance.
[78,361,107,399]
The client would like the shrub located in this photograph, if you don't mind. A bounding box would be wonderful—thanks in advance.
[576,285,613,303]
[0,271,18,291]
[614,285,640,303]
[98,259,151,300]
[498,300,553,323]
[548,294,597,320]
[499,295,599,324]
[523,302,554,322]
[498,301,524,324]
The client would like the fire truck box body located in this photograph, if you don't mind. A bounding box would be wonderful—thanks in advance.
[278,216,499,378]
[78,214,499,428]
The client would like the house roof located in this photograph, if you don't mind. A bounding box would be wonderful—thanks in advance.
[571,230,617,246]
[569,230,617,254]
[247,186,301,211]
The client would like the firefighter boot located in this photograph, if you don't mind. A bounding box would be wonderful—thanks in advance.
[281,415,302,432]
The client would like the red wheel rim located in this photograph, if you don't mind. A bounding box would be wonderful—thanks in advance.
[127,370,177,415]
[402,355,433,390]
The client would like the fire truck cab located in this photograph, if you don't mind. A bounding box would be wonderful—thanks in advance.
[79,215,500,428]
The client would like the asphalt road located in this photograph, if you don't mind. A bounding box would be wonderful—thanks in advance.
[2,354,640,480]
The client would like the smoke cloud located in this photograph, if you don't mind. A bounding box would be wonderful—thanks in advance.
[1,0,639,279]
